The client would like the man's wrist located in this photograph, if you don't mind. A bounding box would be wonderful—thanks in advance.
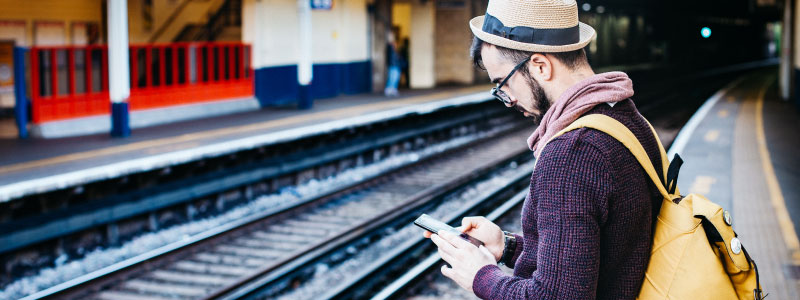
[498,231,516,266]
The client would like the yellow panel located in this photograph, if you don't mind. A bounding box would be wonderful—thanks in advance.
[0,0,102,46]
[392,2,411,41]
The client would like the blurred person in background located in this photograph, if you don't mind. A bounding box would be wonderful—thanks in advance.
[399,37,410,88]
[384,31,403,97]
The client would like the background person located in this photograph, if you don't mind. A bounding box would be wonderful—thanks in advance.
[385,32,403,97]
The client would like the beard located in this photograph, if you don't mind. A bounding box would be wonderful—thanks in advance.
[513,72,551,125]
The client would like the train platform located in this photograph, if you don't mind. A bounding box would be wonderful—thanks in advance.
[670,69,800,298]
[0,84,491,201]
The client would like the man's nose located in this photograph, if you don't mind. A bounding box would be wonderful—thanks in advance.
[504,97,516,108]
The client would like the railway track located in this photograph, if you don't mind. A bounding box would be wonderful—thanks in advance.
[244,155,535,300]
[308,180,530,300]
[12,64,769,300]
[308,64,753,298]
[372,190,526,300]
[336,86,728,299]
[329,122,685,300]
[24,122,534,300]
[0,100,515,289]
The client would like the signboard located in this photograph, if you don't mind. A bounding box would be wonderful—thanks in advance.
[310,0,332,10]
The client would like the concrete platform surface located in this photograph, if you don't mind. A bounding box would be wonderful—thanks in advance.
[671,68,800,298]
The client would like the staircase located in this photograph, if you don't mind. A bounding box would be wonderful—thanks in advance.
[174,0,242,42]
[148,0,241,43]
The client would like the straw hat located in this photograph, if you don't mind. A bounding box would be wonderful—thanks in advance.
[469,0,596,52]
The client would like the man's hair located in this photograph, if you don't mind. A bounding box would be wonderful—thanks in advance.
[470,36,587,72]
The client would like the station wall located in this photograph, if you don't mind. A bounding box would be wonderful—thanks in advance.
[0,0,104,109]
[0,0,483,112]
[434,1,475,85]
[0,0,103,47]
[0,0,223,45]
[128,0,228,43]
[392,2,412,43]
[0,0,203,47]
[392,0,481,88]
[243,0,370,106]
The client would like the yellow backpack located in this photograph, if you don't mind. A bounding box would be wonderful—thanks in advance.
[549,114,764,299]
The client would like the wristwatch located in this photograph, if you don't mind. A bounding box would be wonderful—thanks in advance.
[498,231,517,266]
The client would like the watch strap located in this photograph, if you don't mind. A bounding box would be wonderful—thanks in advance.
[499,230,517,266]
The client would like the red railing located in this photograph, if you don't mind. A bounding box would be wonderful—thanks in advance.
[129,42,252,110]
[30,46,109,123]
[29,42,253,123]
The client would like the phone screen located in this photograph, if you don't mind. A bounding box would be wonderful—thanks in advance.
[414,214,484,247]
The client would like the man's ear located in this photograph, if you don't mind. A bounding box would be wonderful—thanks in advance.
[528,53,553,81]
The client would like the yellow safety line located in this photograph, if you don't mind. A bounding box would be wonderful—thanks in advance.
[754,75,800,262]
[0,86,490,175]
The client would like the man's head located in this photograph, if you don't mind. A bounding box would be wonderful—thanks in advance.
[468,0,596,123]
[471,37,590,123]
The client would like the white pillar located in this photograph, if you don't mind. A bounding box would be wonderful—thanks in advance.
[297,0,313,109]
[108,0,131,137]
[780,0,793,101]
[409,0,435,89]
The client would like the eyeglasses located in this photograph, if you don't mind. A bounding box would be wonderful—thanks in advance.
[490,57,531,105]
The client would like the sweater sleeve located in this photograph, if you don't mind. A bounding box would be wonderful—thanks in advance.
[473,135,612,300]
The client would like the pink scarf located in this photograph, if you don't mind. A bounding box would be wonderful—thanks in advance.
[527,71,634,158]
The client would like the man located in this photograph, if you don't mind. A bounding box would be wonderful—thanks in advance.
[424,0,665,299]
[385,31,403,97]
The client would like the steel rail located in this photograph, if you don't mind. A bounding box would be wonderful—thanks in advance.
[208,139,532,300]
[25,123,530,300]
[1,105,511,256]
[205,130,528,299]
[315,172,531,300]
[370,190,527,300]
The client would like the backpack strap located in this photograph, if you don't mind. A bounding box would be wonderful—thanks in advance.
[546,114,678,201]
[642,118,683,196]
[692,196,752,271]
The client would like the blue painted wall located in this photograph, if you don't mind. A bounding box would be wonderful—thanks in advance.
[254,65,300,106]
[13,47,28,139]
[254,60,371,107]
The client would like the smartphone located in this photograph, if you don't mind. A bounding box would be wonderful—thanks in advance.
[414,214,484,247]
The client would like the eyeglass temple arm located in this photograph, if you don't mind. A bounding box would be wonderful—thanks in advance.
[497,57,531,89]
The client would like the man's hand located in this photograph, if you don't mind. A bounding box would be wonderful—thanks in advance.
[430,230,497,292]
[424,216,505,261]
[458,216,505,262]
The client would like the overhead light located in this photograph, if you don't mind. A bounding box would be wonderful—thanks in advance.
[701,27,712,38]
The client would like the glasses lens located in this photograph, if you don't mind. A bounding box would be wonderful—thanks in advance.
[492,88,510,104]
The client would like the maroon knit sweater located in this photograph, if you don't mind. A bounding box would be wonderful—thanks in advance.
[473,99,664,300]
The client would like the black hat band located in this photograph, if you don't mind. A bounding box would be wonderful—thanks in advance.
[481,13,580,46]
